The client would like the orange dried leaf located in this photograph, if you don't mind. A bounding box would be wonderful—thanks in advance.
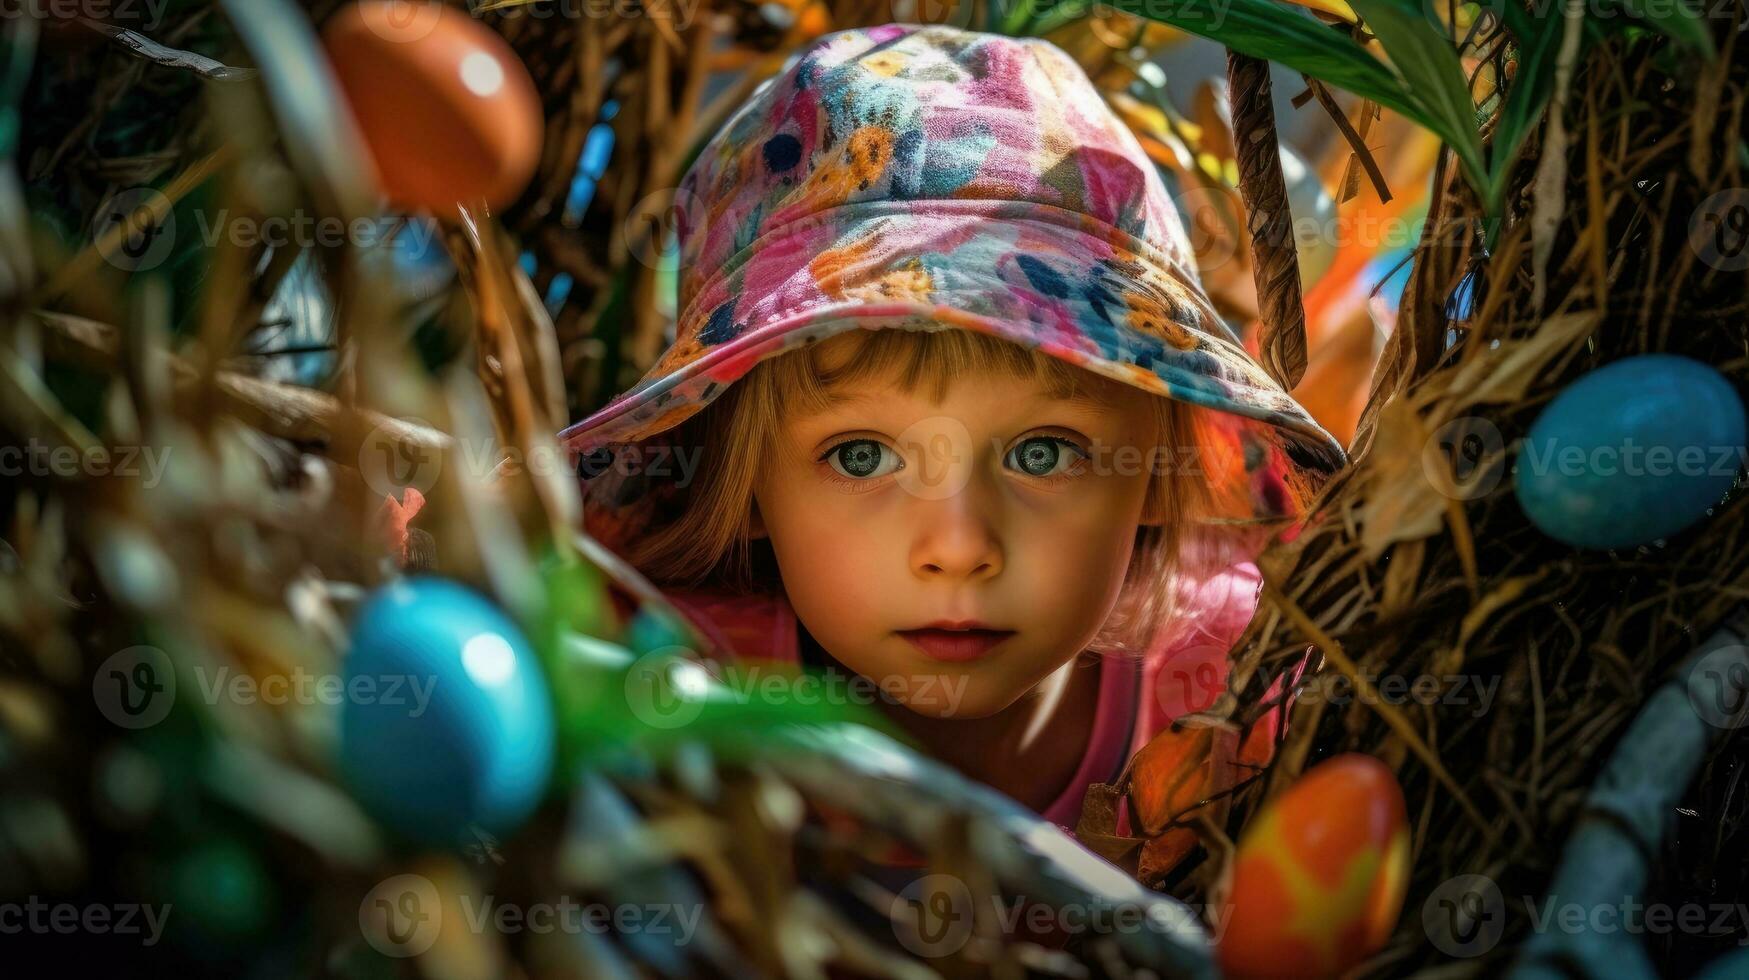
[1138,828,1199,884]
[1129,725,1218,836]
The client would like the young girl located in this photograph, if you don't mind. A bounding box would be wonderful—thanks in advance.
[560,23,1344,832]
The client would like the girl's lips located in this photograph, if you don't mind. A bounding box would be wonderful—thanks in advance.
[897,628,1015,662]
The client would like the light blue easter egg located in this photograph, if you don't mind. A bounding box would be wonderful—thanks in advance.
[1514,354,1745,549]
[340,578,554,846]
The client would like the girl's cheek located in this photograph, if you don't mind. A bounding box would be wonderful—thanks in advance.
[775,492,886,568]
[1022,473,1146,532]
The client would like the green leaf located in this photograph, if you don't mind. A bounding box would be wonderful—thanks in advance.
[1026,2,1095,37]
[1108,0,1487,196]
[1485,4,1565,210]
[1106,0,1434,131]
[1003,0,1045,35]
[1611,0,1715,58]
[1347,0,1488,196]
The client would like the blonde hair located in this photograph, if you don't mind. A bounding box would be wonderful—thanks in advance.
[623,326,1226,654]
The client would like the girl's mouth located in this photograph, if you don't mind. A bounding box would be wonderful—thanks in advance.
[896,627,1015,662]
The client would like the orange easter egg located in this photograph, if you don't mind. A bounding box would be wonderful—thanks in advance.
[321,1,543,213]
[1217,754,1409,980]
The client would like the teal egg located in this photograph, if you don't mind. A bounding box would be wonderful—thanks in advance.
[1514,354,1745,549]
[340,578,555,846]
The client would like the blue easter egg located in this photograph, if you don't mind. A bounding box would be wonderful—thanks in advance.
[340,578,554,846]
[1515,354,1745,549]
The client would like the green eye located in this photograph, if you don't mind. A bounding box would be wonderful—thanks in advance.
[824,439,901,479]
[1007,437,1083,477]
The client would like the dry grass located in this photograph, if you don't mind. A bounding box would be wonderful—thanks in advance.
[1197,18,1749,974]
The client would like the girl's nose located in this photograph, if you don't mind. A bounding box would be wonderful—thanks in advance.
[909,491,1004,582]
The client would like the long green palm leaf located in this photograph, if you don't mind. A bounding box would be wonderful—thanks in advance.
[1107,0,1429,127]
[1486,6,1564,212]
[1347,0,1488,193]
[1108,0,1487,192]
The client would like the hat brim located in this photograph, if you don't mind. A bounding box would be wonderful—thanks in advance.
[560,202,1347,490]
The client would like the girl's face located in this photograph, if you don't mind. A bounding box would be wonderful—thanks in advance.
[751,339,1164,720]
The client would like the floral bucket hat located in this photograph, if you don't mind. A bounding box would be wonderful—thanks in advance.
[560,23,1347,566]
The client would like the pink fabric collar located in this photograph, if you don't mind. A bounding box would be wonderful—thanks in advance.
[1039,654,1139,828]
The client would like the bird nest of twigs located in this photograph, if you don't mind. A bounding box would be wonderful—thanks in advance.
[1178,20,1749,976]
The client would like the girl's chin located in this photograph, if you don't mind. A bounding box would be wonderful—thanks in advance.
[886,676,1030,721]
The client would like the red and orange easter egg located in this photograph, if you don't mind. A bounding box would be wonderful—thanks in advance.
[1216,753,1409,980]
[321,1,543,213]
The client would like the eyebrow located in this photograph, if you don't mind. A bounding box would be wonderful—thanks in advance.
[1052,392,1119,419]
